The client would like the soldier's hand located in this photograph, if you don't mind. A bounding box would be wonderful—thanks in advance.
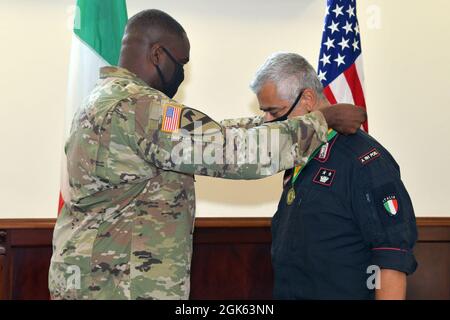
[319,104,367,135]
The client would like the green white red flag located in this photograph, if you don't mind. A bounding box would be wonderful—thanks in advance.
[59,0,128,213]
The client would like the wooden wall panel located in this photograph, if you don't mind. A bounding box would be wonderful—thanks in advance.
[406,242,450,299]
[190,243,273,299]
[0,230,7,300]
[0,255,5,300]
[0,218,449,300]
[10,247,52,300]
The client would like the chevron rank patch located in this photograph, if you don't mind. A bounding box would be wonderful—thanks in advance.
[161,103,182,133]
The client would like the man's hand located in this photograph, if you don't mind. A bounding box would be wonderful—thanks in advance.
[319,104,367,135]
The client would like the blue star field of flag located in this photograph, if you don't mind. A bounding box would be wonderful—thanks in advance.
[318,0,363,87]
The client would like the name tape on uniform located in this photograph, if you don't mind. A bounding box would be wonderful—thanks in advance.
[358,148,381,165]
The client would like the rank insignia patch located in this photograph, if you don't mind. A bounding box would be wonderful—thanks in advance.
[359,148,381,165]
[383,195,399,216]
[314,134,338,163]
[318,143,329,160]
[161,104,182,133]
[313,167,336,187]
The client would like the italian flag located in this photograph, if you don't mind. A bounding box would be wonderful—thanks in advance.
[384,198,399,215]
[59,0,128,213]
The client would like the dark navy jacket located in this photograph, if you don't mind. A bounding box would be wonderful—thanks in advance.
[272,129,418,300]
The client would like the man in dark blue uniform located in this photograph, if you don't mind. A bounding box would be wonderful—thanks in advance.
[250,53,418,300]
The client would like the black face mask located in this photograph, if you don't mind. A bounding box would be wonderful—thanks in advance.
[265,89,304,123]
[156,47,185,98]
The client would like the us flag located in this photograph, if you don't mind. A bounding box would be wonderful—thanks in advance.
[318,0,368,131]
[162,105,182,133]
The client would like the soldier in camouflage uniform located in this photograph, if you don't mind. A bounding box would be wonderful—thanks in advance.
[49,10,366,300]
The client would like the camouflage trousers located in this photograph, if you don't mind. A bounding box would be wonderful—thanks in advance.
[49,198,195,300]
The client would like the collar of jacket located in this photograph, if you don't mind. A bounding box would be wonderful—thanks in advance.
[100,66,148,87]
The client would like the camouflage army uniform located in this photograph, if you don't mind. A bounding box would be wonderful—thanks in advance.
[49,66,328,300]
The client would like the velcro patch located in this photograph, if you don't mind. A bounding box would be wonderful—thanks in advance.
[180,107,222,135]
[313,167,336,187]
[161,103,182,133]
[359,148,380,165]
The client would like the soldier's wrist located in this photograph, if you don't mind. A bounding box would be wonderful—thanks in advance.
[314,109,331,131]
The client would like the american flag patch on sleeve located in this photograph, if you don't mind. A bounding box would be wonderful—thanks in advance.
[161,104,182,133]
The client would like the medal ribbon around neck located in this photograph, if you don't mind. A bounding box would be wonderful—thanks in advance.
[286,129,337,205]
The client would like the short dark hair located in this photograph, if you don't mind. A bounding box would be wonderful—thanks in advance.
[126,9,186,40]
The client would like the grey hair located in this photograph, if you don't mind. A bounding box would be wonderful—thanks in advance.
[250,52,324,102]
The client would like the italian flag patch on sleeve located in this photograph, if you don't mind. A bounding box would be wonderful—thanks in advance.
[383,196,399,216]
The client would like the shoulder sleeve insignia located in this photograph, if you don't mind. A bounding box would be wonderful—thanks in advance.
[180,107,222,135]
[382,195,399,216]
[371,182,403,224]
[161,103,183,133]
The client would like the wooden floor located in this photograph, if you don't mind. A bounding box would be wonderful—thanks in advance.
[0,218,449,300]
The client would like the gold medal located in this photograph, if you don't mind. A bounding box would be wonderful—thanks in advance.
[286,187,296,205]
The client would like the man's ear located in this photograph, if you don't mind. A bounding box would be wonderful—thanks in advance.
[302,88,318,112]
[148,43,162,65]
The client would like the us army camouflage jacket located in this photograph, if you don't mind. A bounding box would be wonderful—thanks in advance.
[49,66,328,300]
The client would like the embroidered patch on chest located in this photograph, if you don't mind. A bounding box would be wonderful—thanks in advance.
[318,143,329,160]
[314,135,338,163]
[313,167,336,187]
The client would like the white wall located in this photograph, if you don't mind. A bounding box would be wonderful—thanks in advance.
[0,0,449,218]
